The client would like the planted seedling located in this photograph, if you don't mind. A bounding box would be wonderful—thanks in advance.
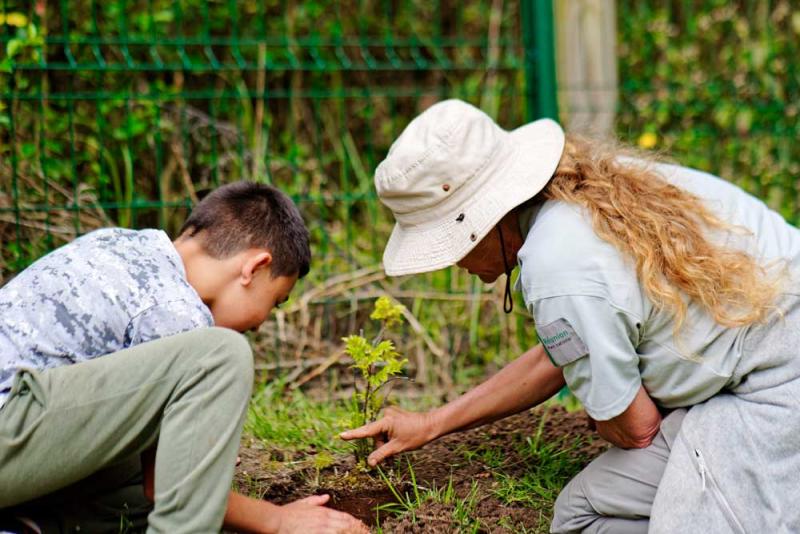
[343,296,409,465]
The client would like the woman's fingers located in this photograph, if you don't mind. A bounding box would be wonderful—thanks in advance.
[367,439,403,466]
[342,408,438,466]
[340,418,385,440]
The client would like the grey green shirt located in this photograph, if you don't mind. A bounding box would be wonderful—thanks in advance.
[0,228,213,407]
[517,161,800,420]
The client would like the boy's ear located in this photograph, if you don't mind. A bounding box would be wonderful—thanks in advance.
[240,250,273,285]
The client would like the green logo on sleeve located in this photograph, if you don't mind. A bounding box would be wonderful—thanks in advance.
[536,318,589,367]
[540,330,569,346]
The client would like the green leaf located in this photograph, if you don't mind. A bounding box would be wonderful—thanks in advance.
[153,10,175,23]
[6,38,23,58]
[20,142,36,158]
[343,334,372,373]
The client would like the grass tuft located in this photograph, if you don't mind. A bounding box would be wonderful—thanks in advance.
[245,379,354,458]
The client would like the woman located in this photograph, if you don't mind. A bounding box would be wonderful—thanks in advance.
[341,99,800,533]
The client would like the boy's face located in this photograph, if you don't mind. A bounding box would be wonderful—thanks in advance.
[211,269,298,333]
[174,237,301,333]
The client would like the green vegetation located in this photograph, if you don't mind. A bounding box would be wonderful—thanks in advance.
[344,296,408,463]
[3,3,798,530]
[492,435,588,507]
[245,379,352,459]
[617,1,800,222]
[460,412,590,507]
[5,2,796,381]
[375,460,425,524]
[375,462,483,533]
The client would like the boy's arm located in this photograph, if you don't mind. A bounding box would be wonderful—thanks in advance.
[141,452,367,533]
[224,491,369,533]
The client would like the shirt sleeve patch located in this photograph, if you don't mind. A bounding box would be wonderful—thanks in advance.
[537,318,589,367]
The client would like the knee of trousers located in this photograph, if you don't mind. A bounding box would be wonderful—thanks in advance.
[551,473,595,534]
[189,327,254,397]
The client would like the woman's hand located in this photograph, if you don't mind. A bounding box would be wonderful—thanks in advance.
[340,344,565,466]
[593,385,662,449]
[276,495,368,534]
[339,406,440,466]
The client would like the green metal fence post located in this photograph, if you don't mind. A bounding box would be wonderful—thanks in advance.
[521,0,558,121]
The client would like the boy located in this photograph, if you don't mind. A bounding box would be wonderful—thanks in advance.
[0,182,367,533]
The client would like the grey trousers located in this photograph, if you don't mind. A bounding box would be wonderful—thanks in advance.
[0,328,254,534]
[550,409,687,534]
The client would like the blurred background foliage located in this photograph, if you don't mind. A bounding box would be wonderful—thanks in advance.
[0,0,531,394]
[617,1,800,220]
[1,1,798,393]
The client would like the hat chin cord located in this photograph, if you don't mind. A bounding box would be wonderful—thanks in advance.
[496,225,514,314]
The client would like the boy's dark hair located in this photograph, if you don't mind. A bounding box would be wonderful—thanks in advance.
[180,181,311,279]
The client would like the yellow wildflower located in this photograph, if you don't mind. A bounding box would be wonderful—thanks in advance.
[637,132,658,149]
[0,13,28,27]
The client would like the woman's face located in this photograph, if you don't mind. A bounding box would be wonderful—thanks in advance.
[456,211,522,283]
[456,230,506,283]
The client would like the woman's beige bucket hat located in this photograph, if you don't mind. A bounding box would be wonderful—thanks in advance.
[375,99,565,276]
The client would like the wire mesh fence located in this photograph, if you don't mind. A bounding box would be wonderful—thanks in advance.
[0,1,538,264]
[0,1,547,386]
[1,1,799,387]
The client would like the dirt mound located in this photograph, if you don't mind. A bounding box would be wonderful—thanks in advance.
[235,405,607,532]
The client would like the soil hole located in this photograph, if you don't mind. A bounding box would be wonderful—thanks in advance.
[324,486,408,526]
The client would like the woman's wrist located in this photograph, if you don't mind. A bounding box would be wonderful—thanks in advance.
[426,405,455,440]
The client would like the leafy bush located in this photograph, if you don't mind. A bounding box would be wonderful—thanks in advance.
[617,1,800,222]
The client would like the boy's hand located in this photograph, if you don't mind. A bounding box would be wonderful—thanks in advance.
[277,494,368,534]
[340,406,440,467]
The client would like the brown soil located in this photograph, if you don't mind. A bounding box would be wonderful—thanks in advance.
[235,405,608,533]
[326,487,404,526]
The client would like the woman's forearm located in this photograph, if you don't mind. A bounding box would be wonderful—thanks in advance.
[429,344,565,438]
[593,385,662,449]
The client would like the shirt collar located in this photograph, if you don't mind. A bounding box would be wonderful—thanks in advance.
[512,198,545,294]
[517,198,545,241]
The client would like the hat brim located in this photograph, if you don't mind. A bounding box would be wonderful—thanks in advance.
[381,118,565,277]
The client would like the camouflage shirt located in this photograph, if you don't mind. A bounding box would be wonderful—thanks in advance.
[0,228,213,407]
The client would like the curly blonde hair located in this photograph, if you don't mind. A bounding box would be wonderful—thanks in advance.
[542,135,783,332]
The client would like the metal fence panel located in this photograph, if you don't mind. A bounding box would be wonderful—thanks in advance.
[0,1,545,380]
